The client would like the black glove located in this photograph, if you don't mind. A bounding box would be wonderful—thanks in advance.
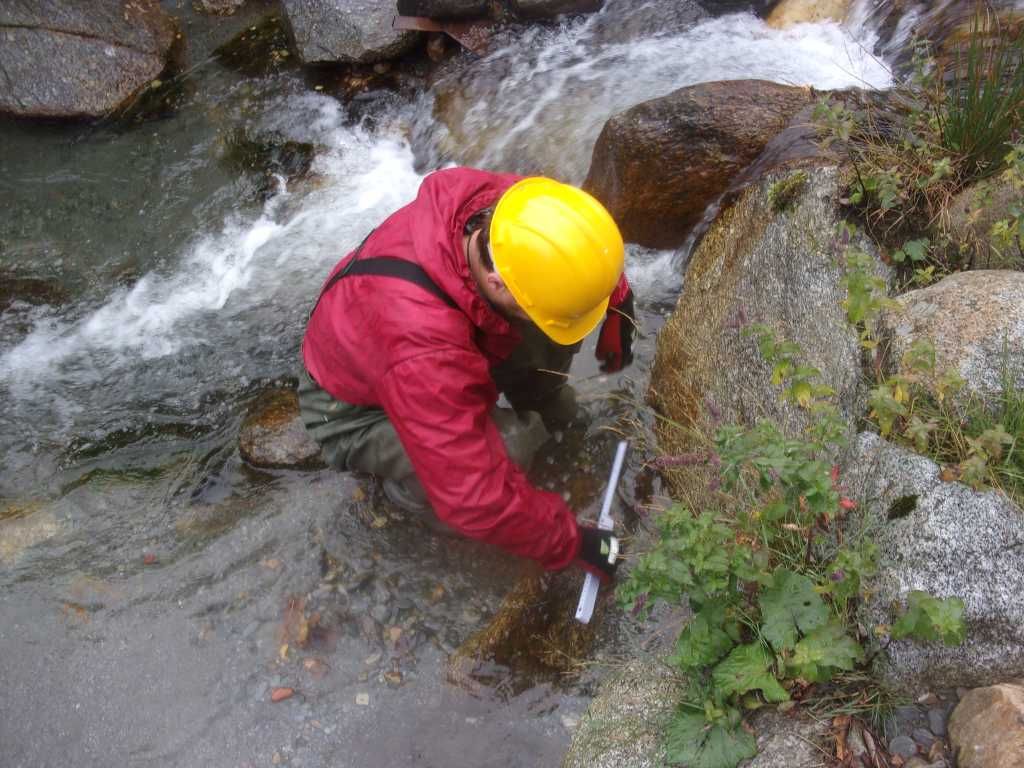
[595,288,635,373]
[577,525,621,583]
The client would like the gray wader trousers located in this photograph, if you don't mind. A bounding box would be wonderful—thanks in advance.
[298,323,580,512]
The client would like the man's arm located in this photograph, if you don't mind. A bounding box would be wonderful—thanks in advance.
[377,348,581,570]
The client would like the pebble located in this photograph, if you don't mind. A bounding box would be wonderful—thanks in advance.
[912,727,936,748]
[889,735,918,759]
[927,707,947,736]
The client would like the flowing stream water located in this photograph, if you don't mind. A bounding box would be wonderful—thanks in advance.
[1,2,896,766]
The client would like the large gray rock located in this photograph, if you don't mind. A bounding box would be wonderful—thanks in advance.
[281,0,419,64]
[843,431,1024,692]
[562,659,827,768]
[742,709,829,768]
[583,80,815,249]
[880,270,1024,404]
[948,178,1024,271]
[0,0,178,119]
[650,166,888,502]
[561,659,683,768]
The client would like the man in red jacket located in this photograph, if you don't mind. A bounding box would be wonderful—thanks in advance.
[300,167,635,582]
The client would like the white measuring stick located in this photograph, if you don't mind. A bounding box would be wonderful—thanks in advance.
[575,440,628,624]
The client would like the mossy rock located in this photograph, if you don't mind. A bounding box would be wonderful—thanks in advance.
[238,388,324,470]
[649,166,888,504]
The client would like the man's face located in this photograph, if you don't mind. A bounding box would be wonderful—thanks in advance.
[474,231,532,325]
[481,269,531,325]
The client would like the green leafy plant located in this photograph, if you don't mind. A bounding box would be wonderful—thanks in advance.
[624,318,967,767]
[842,247,1024,504]
[890,591,967,646]
[813,11,1024,274]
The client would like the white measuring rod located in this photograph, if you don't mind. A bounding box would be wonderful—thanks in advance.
[575,440,628,624]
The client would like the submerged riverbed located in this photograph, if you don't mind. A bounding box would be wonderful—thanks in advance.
[1,2,893,766]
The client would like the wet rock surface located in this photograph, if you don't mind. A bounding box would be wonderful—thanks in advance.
[949,680,1024,768]
[0,269,69,312]
[880,270,1024,404]
[650,166,886,502]
[218,125,316,201]
[583,79,814,249]
[766,0,850,28]
[843,432,1024,692]
[514,0,605,19]
[213,13,299,77]
[281,0,420,64]
[0,0,179,119]
[396,0,492,18]
[196,0,250,14]
[238,388,325,470]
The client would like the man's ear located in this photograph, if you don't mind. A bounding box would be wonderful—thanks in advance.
[484,270,507,296]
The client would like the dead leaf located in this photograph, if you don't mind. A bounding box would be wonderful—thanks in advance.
[261,558,283,571]
[429,584,445,603]
[383,670,402,686]
[303,657,329,680]
[388,626,403,644]
[279,596,319,648]
[60,601,90,624]
[270,687,294,703]
[352,487,366,502]
[940,466,959,482]
[143,553,158,565]
[279,643,289,660]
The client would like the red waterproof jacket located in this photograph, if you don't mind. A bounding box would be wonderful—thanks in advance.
[303,167,630,570]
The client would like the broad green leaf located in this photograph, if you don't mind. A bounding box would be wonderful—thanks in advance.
[891,591,966,646]
[788,621,864,682]
[759,570,829,651]
[712,643,789,703]
[671,603,741,670]
[666,711,758,768]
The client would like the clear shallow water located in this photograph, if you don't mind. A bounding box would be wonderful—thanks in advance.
[0,1,900,765]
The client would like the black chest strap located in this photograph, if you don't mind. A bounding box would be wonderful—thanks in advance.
[312,252,458,318]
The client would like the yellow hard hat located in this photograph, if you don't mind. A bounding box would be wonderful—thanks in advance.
[489,177,624,346]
